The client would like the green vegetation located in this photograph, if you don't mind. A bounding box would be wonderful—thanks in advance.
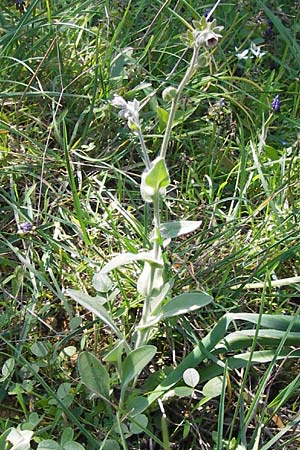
[1,1,300,449]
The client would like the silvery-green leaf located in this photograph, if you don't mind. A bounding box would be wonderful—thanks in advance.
[121,345,156,396]
[92,272,113,293]
[37,439,60,450]
[159,221,202,240]
[139,291,213,330]
[137,262,164,297]
[0,357,15,382]
[103,340,125,363]
[150,280,173,313]
[66,290,124,340]
[126,395,149,417]
[63,443,85,450]
[159,291,213,319]
[183,368,200,388]
[101,252,163,274]
[202,376,225,399]
[98,440,120,450]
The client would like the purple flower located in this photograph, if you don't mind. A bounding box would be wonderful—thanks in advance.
[272,95,280,112]
[16,0,25,10]
[20,221,32,232]
[204,9,214,22]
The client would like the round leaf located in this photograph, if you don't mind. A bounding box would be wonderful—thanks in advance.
[37,440,60,450]
[92,272,113,293]
[98,440,120,450]
[183,368,200,388]
[63,442,85,450]
[31,342,50,358]
[129,414,148,434]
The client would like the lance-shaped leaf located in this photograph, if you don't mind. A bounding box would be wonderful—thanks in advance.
[100,251,163,274]
[78,351,110,400]
[66,289,125,343]
[200,348,300,383]
[139,291,213,329]
[120,345,156,402]
[159,291,213,319]
[144,312,300,410]
[159,220,202,240]
[141,157,170,203]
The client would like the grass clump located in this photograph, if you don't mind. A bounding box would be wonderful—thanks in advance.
[1,1,300,449]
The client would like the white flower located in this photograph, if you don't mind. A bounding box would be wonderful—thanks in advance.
[250,42,266,58]
[6,428,33,450]
[235,47,251,60]
[111,95,140,132]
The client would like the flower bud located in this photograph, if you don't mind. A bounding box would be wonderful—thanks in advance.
[162,86,177,102]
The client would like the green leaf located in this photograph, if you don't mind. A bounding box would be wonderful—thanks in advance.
[141,157,170,203]
[126,395,149,417]
[63,443,85,450]
[159,291,213,319]
[37,439,60,450]
[78,352,110,400]
[92,272,113,293]
[0,357,15,382]
[200,349,300,383]
[129,414,148,434]
[103,340,125,363]
[202,376,225,399]
[0,429,12,449]
[139,291,213,329]
[264,145,279,161]
[100,251,163,274]
[145,313,300,410]
[66,290,124,340]
[60,428,74,446]
[159,221,202,240]
[69,317,82,330]
[156,106,169,131]
[173,386,194,397]
[183,368,200,388]
[121,345,156,389]
[99,440,120,450]
[216,329,300,353]
[62,346,77,357]
[31,341,50,358]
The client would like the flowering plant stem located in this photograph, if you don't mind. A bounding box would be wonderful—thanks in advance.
[133,44,201,349]
[160,42,201,160]
[135,192,161,349]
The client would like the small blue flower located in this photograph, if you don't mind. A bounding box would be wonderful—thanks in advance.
[20,221,32,232]
[272,95,280,112]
